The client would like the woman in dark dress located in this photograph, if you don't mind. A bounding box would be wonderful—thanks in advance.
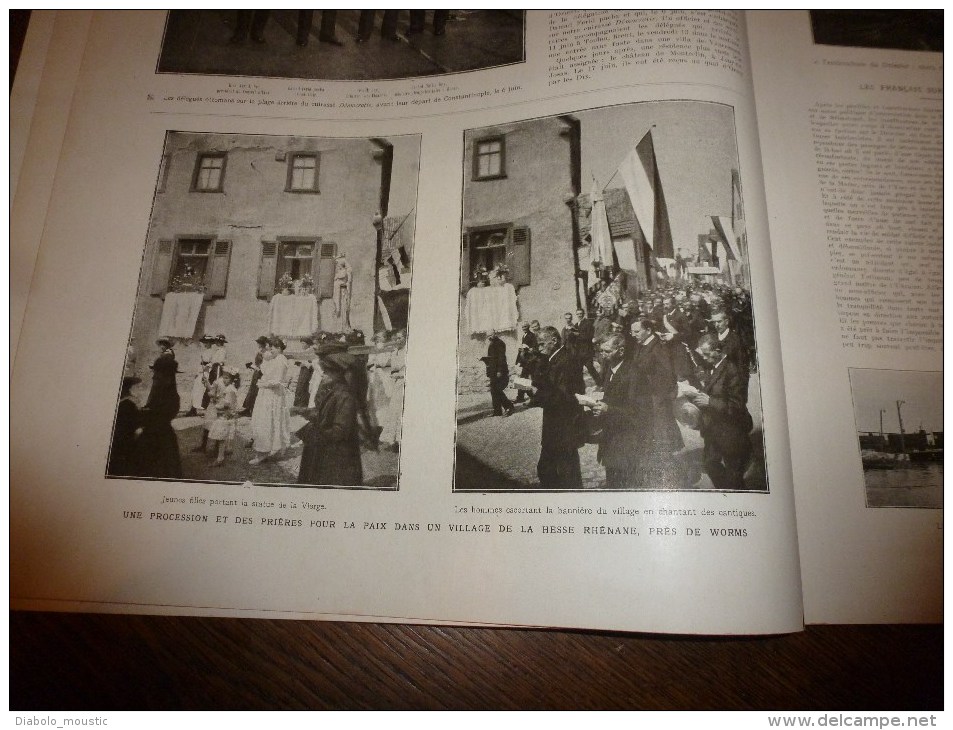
[134,338,183,479]
[107,376,141,476]
[296,343,363,487]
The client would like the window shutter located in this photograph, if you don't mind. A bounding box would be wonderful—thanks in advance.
[317,242,337,299]
[257,241,279,300]
[460,232,470,294]
[509,226,531,287]
[151,239,174,296]
[205,239,232,300]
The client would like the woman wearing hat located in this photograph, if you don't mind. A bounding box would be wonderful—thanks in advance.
[249,337,292,465]
[136,339,183,479]
[296,342,362,486]
[107,376,141,476]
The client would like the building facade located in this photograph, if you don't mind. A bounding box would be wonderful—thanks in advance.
[130,131,416,398]
[458,115,582,390]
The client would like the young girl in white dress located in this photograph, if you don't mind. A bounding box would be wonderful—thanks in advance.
[206,369,240,466]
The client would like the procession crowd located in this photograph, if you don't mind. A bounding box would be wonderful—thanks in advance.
[108,329,407,487]
[480,281,758,491]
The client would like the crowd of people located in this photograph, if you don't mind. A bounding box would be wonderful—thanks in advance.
[108,328,408,487]
[228,10,451,47]
[494,280,758,491]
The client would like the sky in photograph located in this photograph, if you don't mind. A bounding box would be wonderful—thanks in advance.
[849,368,943,433]
[576,101,739,257]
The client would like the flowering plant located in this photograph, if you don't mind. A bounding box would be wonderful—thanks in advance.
[276,272,295,293]
[298,273,315,293]
[170,264,207,293]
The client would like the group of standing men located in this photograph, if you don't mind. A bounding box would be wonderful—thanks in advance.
[496,282,756,491]
[229,10,450,47]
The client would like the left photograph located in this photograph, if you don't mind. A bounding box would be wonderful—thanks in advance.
[107,131,420,490]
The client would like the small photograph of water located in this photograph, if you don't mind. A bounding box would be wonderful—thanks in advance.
[849,368,943,509]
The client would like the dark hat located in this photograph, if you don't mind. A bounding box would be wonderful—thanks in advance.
[315,340,347,356]
[268,336,286,350]
[254,335,270,345]
[156,337,172,347]
[344,329,365,345]
[319,351,352,373]
[300,335,316,347]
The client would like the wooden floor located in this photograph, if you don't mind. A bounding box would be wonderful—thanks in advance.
[10,613,943,710]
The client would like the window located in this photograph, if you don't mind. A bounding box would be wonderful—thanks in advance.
[472,136,505,180]
[286,153,320,193]
[278,240,315,280]
[172,238,212,283]
[151,237,232,299]
[461,225,530,292]
[257,239,337,299]
[191,153,226,192]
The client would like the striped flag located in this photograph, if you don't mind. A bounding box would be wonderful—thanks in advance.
[617,129,673,257]
[711,216,742,260]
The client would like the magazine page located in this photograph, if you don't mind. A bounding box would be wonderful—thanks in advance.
[11,10,802,634]
[747,10,942,623]
[11,11,93,358]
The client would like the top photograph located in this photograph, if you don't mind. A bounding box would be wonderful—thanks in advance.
[157,10,527,81]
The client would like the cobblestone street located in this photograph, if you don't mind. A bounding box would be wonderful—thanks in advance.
[455,373,766,492]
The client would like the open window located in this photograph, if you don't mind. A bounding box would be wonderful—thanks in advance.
[150,236,231,299]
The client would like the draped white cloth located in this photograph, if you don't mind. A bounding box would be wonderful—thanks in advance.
[269,293,319,337]
[463,282,518,335]
[158,291,203,339]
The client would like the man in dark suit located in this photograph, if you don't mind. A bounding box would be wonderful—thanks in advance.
[356,10,400,41]
[574,308,600,384]
[513,322,538,404]
[561,312,578,363]
[710,310,750,394]
[481,330,514,417]
[591,334,640,489]
[296,10,345,46]
[622,318,684,488]
[688,334,754,490]
[532,327,584,490]
[408,10,449,35]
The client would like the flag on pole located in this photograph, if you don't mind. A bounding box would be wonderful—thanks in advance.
[616,129,673,257]
[711,216,741,260]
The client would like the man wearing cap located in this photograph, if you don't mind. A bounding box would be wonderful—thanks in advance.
[296,341,363,486]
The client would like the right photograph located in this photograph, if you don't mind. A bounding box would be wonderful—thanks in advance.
[454,100,765,492]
